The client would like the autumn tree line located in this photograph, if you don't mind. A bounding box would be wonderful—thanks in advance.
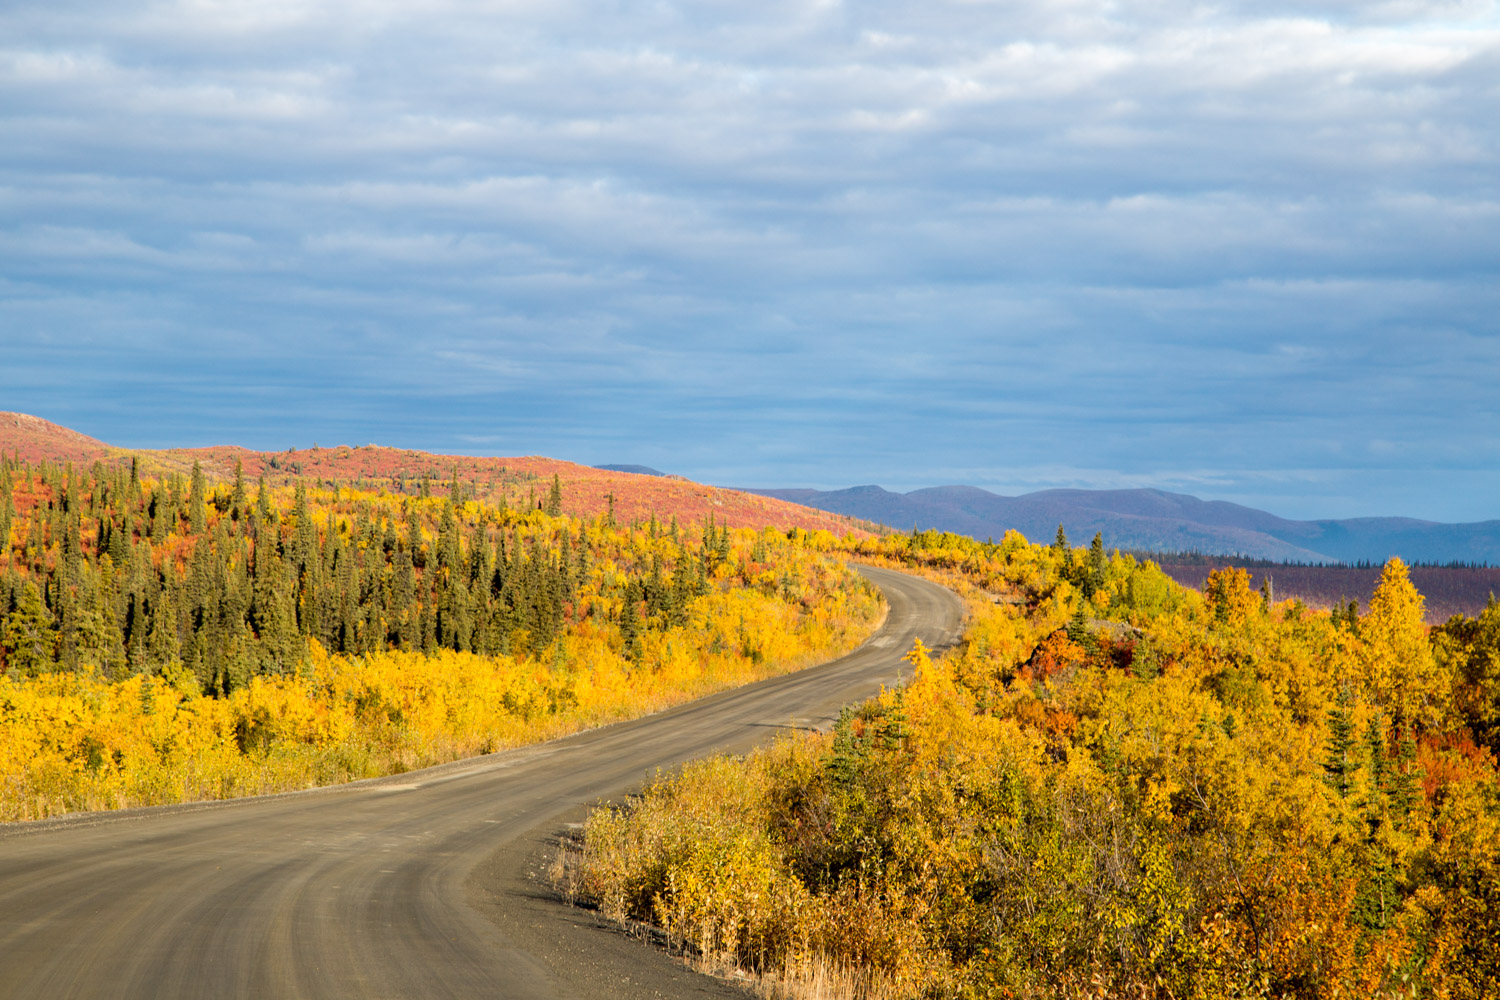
[0,456,882,820]
[0,456,730,691]
[567,530,1500,1000]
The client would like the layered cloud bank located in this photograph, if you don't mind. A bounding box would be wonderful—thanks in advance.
[3,0,1497,519]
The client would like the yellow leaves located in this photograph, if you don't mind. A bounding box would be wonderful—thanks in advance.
[1359,557,1452,729]
[1143,776,1177,825]
[902,637,933,675]
[1204,567,1262,629]
[234,674,354,750]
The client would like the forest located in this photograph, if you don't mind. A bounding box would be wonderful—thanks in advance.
[0,455,883,820]
[564,529,1500,999]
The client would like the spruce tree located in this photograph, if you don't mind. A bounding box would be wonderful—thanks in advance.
[437,501,460,572]
[255,472,275,523]
[619,579,640,661]
[188,460,207,535]
[0,470,12,561]
[405,500,426,568]
[108,511,131,566]
[468,520,492,590]
[1323,684,1360,800]
[2,581,57,676]
[1085,532,1107,598]
[146,592,181,670]
[1066,602,1095,653]
[1388,726,1422,825]
[827,706,865,788]
[230,460,247,521]
[545,475,562,517]
[290,484,317,575]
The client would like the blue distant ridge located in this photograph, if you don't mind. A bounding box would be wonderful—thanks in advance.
[745,485,1500,566]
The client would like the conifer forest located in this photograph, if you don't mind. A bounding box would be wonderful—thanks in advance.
[0,455,881,819]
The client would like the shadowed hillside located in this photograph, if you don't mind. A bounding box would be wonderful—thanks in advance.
[1153,558,1500,624]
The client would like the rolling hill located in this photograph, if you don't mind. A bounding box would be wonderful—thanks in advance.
[0,413,867,538]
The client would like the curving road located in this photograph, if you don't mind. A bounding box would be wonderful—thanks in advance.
[0,566,963,1000]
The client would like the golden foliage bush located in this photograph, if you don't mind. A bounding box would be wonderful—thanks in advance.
[565,534,1500,1000]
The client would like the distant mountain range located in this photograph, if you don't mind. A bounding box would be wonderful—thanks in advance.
[744,485,1500,566]
[6,410,1492,566]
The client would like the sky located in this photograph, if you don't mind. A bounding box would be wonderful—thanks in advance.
[2,0,1498,523]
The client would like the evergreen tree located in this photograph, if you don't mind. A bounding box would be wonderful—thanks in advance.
[391,550,416,649]
[146,592,181,670]
[878,694,910,752]
[2,581,57,676]
[1388,726,1422,825]
[221,623,255,693]
[188,460,207,535]
[827,706,865,788]
[405,501,426,569]
[468,519,492,590]
[107,510,131,566]
[1084,532,1107,599]
[258,578,302,675]
[1066,602,1095,653]
[1323,684,1360,800]
[436,501,461,573]
[545,474,563,517]
[0,470,12,560]
[619,580,641,661]
[230,460,247,521]
[255,473,275,523]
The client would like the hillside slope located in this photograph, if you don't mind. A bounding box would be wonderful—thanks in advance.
[0,413,866,536]
[0,413,112,466]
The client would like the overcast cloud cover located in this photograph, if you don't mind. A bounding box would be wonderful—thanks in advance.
[2,0,1497,521]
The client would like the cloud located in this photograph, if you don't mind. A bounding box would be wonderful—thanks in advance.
[0,0,1496,520]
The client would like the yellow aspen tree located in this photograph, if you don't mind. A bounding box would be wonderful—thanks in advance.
[1204,567,1261,629]
[1362,557,1450,728]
